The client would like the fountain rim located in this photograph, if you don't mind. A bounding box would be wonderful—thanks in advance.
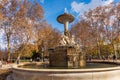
[12,62,120,73]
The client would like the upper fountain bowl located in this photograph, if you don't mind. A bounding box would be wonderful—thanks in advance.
[57,13,74,24]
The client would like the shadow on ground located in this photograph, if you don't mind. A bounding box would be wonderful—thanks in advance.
[0,69,12,80]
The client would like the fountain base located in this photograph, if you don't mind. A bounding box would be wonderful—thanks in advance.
[49,45,86,68]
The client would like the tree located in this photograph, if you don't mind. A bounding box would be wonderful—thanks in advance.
[0,0,44,60]
[70,3,120,59]
[34,21,61,56]
[0,48,7,60]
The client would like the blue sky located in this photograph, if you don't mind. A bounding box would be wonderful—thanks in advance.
[38,0,92,32]
[38,0,120,32]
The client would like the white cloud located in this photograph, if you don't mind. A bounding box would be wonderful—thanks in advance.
[40,0,44,3]
[71,0,114,16]
[104,0,114,5]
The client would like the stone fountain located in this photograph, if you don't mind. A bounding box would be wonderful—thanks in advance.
[12,9,120,80]
[49,10,86,68]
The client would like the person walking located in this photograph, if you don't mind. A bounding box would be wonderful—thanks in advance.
[16,59,20,64]
[113,54,117,62]
[6,59,11,68]
[0,59,2,68]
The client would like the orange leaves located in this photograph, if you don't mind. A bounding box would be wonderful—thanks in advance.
[0,0,44,59]
[9,0,17,12]
[34,3,44,19]
[0,13,4,20]
[70,3,120,56]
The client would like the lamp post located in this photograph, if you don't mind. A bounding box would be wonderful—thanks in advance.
[118,17,120,57]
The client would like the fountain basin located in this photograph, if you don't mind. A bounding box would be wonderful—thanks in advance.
[12,62,120,80]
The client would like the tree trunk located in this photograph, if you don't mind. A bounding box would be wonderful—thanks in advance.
[97,36,102,59]
[113,43,117,56]
[7,37,11,61]
[16,53,22,63]
[97,43,102,59]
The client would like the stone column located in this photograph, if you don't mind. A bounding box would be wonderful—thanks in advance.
[64,21,69,36]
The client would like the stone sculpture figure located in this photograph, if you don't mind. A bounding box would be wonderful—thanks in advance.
[59,35,76,46]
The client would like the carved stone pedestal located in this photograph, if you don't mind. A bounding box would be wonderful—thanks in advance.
[49,46,86,68]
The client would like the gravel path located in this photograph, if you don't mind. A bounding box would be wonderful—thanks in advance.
[0,69,12,80]
[6,73,13,80]
[0,63,15,80]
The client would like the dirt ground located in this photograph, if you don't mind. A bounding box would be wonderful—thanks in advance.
[0,69,12,80]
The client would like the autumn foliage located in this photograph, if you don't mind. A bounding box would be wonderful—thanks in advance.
[0,0,61,60]
[70,3,120,59]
